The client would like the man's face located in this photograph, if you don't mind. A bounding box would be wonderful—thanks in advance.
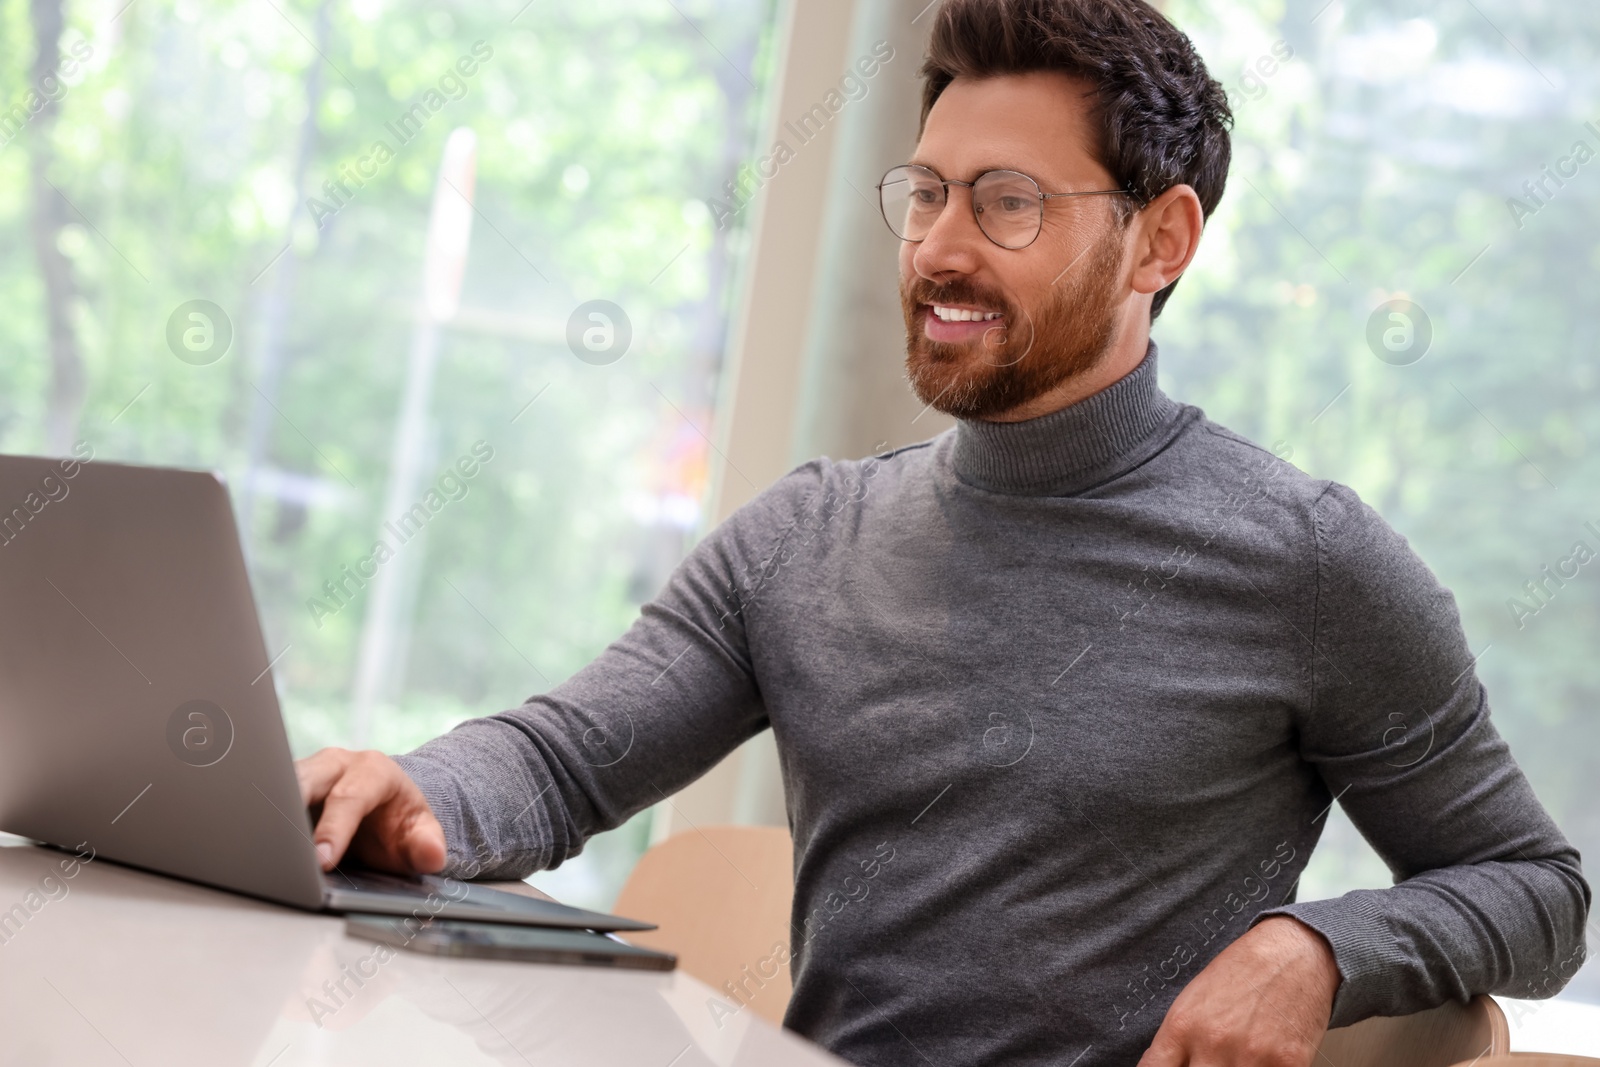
[899,72,1134,421]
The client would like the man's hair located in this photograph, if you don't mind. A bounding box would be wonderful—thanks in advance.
[918,0,1233,322]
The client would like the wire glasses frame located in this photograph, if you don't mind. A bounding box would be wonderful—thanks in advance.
[876,163,1143,250]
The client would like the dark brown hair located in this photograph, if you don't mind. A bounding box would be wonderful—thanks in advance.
[919,0,1233,322]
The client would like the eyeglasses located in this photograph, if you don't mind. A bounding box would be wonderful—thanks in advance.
[876,163,1141,250]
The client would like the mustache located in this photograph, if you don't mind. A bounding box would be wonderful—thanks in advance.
[904,279,1016,316]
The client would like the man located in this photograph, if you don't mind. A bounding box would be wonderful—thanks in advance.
[297,0,1590,1064]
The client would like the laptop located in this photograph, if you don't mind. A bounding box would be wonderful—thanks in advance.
[0,452,651,933]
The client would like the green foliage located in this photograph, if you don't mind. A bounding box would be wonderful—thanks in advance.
[0,0,777,909]
[1164,0,1600,962]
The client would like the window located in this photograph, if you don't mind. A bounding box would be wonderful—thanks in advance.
[0,0,781,909]
[1164,0,1599,1002]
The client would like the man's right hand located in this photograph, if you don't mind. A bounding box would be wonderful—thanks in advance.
[295,748,447,874]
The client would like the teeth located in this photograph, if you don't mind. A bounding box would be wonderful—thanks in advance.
[931,305,1003,322]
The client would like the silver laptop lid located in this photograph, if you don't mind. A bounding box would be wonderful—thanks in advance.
[0,452,325,909]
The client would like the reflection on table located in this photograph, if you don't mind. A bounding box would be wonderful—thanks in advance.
[0,835,844,1067]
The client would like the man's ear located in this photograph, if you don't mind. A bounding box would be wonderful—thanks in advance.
[1128,184,1205,298]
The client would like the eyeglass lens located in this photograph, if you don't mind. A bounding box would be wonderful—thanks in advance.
[879,165,1045,249]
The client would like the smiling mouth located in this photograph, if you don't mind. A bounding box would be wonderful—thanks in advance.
[927,303,1004,322]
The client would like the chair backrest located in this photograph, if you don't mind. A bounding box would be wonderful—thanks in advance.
[1316,994,1509,1067]
[612,825,796,1025]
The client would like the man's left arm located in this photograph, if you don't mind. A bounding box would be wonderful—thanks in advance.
[1140,480,1589,1067]
[1251,481,1590,1027]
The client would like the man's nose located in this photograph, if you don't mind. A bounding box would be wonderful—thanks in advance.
[912,186,987,280]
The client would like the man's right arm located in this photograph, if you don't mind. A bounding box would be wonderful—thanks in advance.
[297,461,830,878]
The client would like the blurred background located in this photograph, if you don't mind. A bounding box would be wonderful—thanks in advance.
[0,0,1595,1023]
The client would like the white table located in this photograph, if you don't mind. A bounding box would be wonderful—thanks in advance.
[0,836,847,1067]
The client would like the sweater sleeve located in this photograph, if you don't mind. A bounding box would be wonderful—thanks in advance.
[391,461,826,881]
[1251,481,1591,1028]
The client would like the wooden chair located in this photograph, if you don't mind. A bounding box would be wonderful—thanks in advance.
[1316,994,1509,1067]
[612,825,796,1025]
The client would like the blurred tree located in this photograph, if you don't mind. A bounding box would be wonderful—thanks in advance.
[0,0,780,908]
[27,0,85,454]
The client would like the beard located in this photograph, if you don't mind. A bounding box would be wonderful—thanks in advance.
[900,226,1126,421]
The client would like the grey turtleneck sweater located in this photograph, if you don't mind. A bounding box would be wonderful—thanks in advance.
[396,339,1589,1066]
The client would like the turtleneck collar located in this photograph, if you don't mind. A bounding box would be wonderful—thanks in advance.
[948,338,1185,496]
